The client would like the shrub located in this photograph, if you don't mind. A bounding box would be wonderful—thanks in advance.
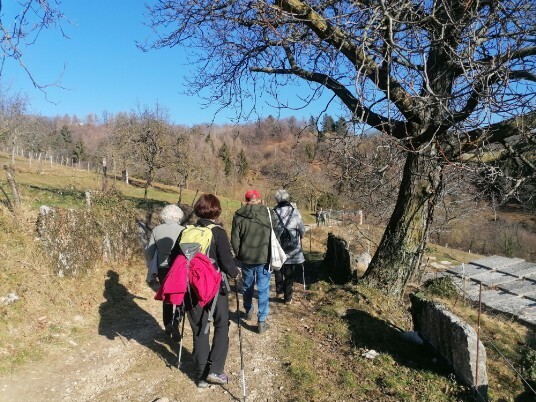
[522,348,536,387]
[423,276,458,298]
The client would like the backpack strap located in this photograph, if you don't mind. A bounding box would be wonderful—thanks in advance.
[274,207,294,228]
[192,222,219,260]
[274,208,284,226]
[204,266,229,334]
[198,222,221,334]
[204,290,219,334]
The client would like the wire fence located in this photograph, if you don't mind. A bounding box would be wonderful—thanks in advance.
[315,209,364,226]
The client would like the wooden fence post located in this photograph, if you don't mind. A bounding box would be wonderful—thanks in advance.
[3,164,20,207]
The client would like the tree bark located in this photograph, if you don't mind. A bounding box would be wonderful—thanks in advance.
[102,157,107,192]
[363,149,443,297]
[144,166,154,201]
[3,164,21,207]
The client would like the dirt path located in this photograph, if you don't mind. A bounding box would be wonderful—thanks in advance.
[0,277,294,402]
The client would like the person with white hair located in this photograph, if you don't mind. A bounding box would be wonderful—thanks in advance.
[145,204,185,340]
[273,189,305,304]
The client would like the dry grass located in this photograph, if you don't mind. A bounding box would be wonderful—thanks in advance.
[0,202,148,373]
[425,289,534,401]
[0,206,93,372]
[277,263,534,401]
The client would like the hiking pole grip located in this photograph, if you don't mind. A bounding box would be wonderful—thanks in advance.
[234,278,247,402]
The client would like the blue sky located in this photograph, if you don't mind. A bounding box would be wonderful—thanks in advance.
[1,1,340,126]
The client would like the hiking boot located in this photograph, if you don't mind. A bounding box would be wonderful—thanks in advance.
[244,309,254,321]
[285,299,292,305]
[257,321,269,334]
[276,293,284,300]
[206,372,229,385]
[165,324,172,336]
[197,379,209,389]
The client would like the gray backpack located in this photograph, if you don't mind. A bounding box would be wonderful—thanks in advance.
[274,207,299,252]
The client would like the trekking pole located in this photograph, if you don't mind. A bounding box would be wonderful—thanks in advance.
[177,306,186,368]
[234,278,247,402]
[302,262,306,291]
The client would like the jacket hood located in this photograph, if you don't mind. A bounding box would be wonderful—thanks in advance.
[235,204,264,220]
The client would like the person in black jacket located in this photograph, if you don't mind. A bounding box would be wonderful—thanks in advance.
[168,193,240,389]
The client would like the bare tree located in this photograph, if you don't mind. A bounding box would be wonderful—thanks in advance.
[320,132,405,225]
[159,126,192,204]
[0,87,27,154]
[109,105,174,200]
[143,0,536,296]
[0,0,66,90]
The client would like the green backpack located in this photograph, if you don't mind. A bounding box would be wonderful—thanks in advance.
[179,223,217,256]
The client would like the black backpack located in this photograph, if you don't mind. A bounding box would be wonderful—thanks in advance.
[274,207,299,252]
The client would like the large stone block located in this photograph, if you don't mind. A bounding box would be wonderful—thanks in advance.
[470,256,525,269]
[324,233,353,284]
[410,293,488,400]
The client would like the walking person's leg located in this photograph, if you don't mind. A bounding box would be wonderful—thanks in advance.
[256,264,271,333]
[187,304,211,387]
[241,264,255,319]
[283,264,295,304]
[157,267,174,330]
[206,294,230,384]
[274,268,284,299]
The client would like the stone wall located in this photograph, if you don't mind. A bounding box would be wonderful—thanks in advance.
[410,293,488,400]
[36,198,140,276]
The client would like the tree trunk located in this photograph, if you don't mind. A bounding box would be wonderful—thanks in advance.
[3,164,21,207]
[144,167,154,200]
[178,183,184,205]
[102,157,107,192]
[144,181,150,200]
[363,149,443,297]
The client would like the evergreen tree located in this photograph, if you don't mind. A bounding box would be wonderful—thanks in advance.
[321,114,335,133]
[60,125,72,145]
[335,117,349,136]
[236,149,248,181]
[219,142,233,177]
[72,139,86,163]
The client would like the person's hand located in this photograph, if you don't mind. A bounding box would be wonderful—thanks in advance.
[234,267,242,280]
[146,273,159,286]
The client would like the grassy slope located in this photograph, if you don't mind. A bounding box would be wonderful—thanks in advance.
[0,152,534,401]
[278,256,535,401]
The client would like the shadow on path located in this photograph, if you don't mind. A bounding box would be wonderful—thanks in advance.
[98,270,192,371]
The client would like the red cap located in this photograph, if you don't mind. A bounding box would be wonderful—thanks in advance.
[245,189,261,201]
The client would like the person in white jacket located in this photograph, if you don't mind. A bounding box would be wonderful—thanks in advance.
[273,189,305,304]
[145,204,185,339]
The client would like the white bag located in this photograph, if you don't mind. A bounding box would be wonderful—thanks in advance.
[267,207,287,271]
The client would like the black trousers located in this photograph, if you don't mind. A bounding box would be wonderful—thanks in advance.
[187,291,230,380]
[274,264,295,302]
[157,267,177,327]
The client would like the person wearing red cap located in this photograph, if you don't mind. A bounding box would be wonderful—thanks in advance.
[244,189,260,201]
[231,190,273,334]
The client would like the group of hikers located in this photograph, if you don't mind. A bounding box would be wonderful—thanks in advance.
[316,208,329,226]
[144,189,305,389]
